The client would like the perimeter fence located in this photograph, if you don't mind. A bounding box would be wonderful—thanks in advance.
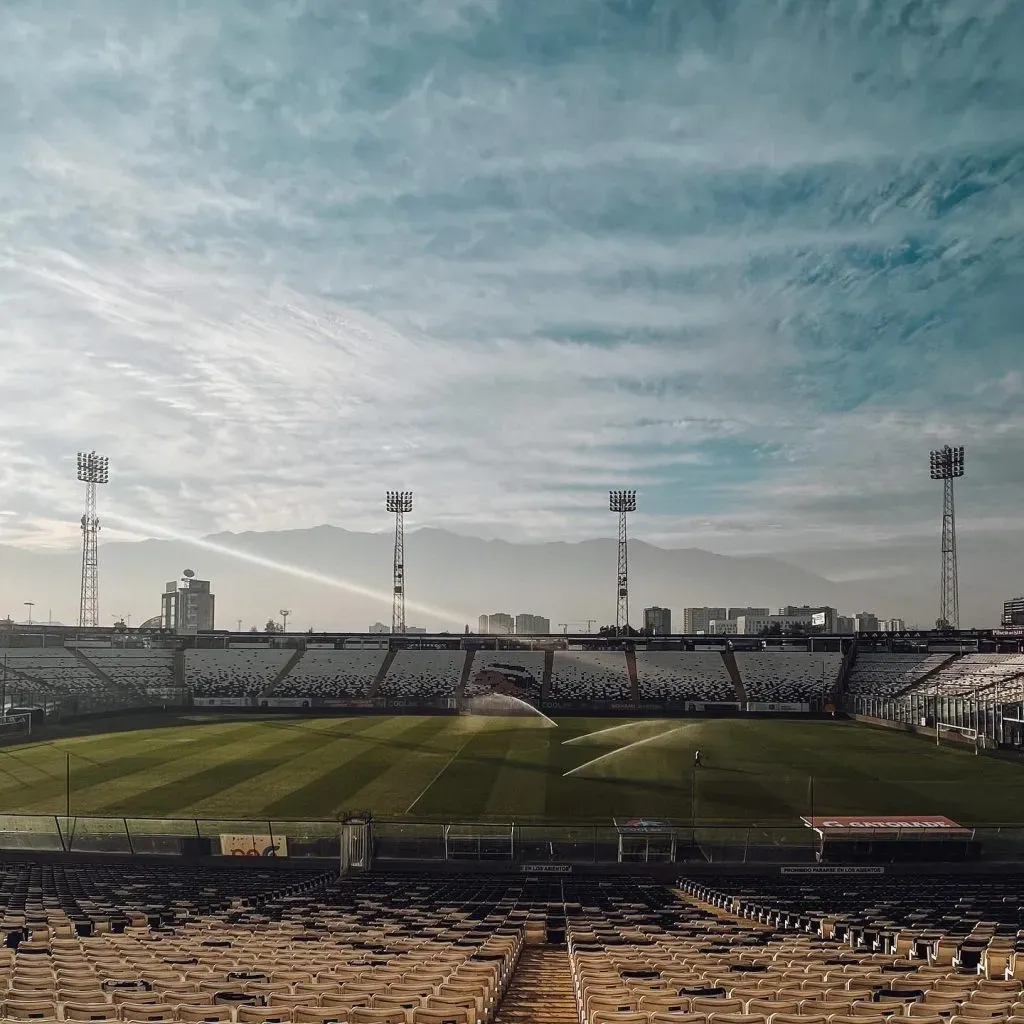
[0,813,1022,865]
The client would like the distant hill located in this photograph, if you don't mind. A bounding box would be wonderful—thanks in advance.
[0,524,906,632]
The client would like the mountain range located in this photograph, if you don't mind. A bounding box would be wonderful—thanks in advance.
[0,525,942,632]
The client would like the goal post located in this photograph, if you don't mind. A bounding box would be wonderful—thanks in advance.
[443,822,515,860]
[936,721,982,750]
[0,712,33,741]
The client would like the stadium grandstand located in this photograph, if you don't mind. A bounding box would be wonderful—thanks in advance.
[0,623,1023,1024]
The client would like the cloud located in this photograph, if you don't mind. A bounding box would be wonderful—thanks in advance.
[0,0,1023,628]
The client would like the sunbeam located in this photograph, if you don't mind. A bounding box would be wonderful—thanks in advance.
[105,512,470,626]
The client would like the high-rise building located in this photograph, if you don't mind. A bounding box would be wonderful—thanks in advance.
[683,607,727,633]
[643,606,672,635]
[854,611,880,633]
[728,607,770,620]
[1003,597,1024,628]
[406,626,426,634]
[878,618,906,633]
[478,613,514,635]
[368,622,390,633]
[477,614,488,634]
[514,613,550,635]
[735,613,813,634]
[707,618,738,634]
[788,606,838,632]
[836,616,856,634]
[160,570,215,634]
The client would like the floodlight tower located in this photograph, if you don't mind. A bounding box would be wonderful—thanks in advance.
[609,489,637,635]
[929,445,964,630]
[76,451,109,628]
[386,490,413,635]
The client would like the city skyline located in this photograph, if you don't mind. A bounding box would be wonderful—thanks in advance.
[0,523,975,634]
[1,2,1022,622]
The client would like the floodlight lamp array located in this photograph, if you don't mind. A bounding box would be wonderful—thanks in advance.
[929,445,965,480]
[609,489,637,512]
[76,451,110,484]
[386,490,413,513]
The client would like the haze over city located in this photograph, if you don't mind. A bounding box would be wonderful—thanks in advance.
[1,1,1022,629]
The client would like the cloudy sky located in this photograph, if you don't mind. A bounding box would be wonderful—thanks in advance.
[1,0,1022,607]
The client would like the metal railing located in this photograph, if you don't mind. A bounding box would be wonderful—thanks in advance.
[0,812,1020,865]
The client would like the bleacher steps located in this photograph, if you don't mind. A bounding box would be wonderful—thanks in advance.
[625,648,639,702]
[895,653,958,697]
[369,647,400,698]
[494,947,577,1024]
[263,647,305,697]
[68,647,136,698]
[720,648,746,706]
[833,640,858,706]
[455,649,476,707]
[541,650,554,702]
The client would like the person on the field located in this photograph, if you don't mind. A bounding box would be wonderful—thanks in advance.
[694,749,702,768]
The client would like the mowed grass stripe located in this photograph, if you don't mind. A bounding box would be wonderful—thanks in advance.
[0,725,216,796]
[483,724,556,819]
[345,717,482,814]
[178,718,399,817]
[86,721,372,816]
[263,717,452,819]
[2,716,1024,824]
[411,725,520,820]
[0,725,268,814]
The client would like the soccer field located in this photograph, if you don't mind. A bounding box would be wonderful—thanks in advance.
[2,715,1023,825]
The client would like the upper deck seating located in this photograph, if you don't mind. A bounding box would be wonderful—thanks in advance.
[549,652,631,701]
[77,649,178,699]
[911,654,1024,699]
[735,652,842,704]
[0,649,107,699]
[464,652,545,699]
[378,651,467,700]
[272,650,386,698]
[847,653,951,696]
[184,648,293,698]
[635,652,736,703]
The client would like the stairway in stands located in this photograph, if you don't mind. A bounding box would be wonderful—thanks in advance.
[495,947,577,1024]
[720,647,746,707]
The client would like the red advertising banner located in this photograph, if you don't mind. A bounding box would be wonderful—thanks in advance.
[802,815,970,836]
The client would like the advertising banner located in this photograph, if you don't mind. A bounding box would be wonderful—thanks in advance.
[193,697,250,708]
[219,834,288,857]
[802,815,970,836]
[259,697,311,708]
[748,702,811,713]
[781,865,885,875]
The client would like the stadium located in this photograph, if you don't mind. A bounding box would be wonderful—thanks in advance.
[1,627,1024,1023]
[2,452,1023,1021]
[4,0,1024,1019]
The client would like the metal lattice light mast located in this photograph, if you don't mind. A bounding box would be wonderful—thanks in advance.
[609,489,637,635]
[929,445,964,630]
[77,451,109,628]
[386,491,413,635]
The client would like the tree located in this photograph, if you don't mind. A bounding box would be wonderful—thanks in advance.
[264,619,281,633]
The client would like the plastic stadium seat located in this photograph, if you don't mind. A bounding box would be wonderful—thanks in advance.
[349,1009,408,1024]
[411,1008,473,1024]
[292,1010,349,1024]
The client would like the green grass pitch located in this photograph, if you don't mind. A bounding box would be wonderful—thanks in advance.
[1,714,1023,825]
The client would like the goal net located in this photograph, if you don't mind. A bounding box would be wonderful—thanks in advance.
[0,713,33,741]
[443,822,515,860]
[937,721,983,748]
